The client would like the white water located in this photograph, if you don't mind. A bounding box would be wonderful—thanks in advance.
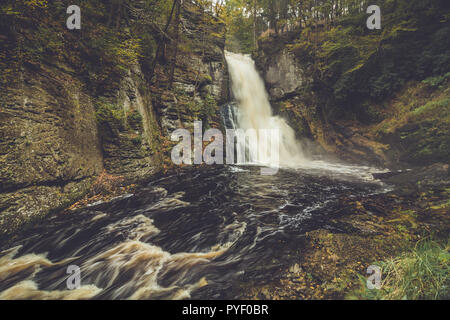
[225,51,307,168]
[225,51,387,181]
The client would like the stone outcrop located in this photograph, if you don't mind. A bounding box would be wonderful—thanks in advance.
[262,49,311,101]
[99,64,160,181]
[254,44,349,160]
[254,36,448,168]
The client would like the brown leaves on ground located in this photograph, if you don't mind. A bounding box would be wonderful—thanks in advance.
[65,171,136,212]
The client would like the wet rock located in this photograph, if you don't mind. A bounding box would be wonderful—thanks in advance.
[259,49,312,102]
[372,170,407,180]
[384,163,449,191]
[288,263,302,276]
[0,178,93,238]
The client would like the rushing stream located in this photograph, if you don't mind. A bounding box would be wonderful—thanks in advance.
[0,166,388,300]
[0,53,390,300]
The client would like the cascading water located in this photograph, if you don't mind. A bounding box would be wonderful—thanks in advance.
[0,52,389,301]
[225,51,307,168]
[220,102,239,130]
[225,51,386,180]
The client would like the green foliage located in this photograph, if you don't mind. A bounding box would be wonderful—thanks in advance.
[95,99,147,135]
[23,25,65,61]
[349,239,450,300]
[223,0,256,53]
[131,135,143,145]
[0,0,179,90]
[201,93,218,124]
[95,100,126,129]
[128,109,144,132]
[128,109,144,123]
[25,0,47,7]
[411,98,450,119]
[83,30,144,80]
[114,38,143,70]
[422,73,450,89]
[242,0,450,120]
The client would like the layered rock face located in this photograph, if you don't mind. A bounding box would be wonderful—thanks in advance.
[263,49,310,101]
[254,37,449,169]
[98,65,160,180]
[152,3,228,136]
[0,2,228,236]
[254,45,348,161]
[0,63,104,235]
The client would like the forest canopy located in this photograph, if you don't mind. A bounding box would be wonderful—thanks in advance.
[1,0,448,114]
[215,0,449,119]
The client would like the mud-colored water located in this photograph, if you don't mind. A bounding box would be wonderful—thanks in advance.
[0,165,389,299]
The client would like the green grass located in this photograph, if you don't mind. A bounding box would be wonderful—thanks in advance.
[348,238,450,300]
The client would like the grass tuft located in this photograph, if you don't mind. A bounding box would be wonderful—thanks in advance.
[348,238,450,300]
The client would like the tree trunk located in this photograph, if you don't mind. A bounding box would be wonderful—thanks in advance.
[115,0,124,30]
[169,0,181,89]
[150,0,178,79]
[253,0,258,50]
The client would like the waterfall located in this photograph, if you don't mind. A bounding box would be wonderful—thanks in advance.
[220,102,239,130]
[225,51,307,167]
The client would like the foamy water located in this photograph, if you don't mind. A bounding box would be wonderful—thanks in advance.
[226,51,307,167]
[225,51,386,181]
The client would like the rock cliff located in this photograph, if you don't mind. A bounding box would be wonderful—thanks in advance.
[254,33,449,169]
[0,1,228,236]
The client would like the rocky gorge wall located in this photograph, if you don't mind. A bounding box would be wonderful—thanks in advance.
[254,34,449,170]
[0,1,228,237]
[0,61,104,236]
